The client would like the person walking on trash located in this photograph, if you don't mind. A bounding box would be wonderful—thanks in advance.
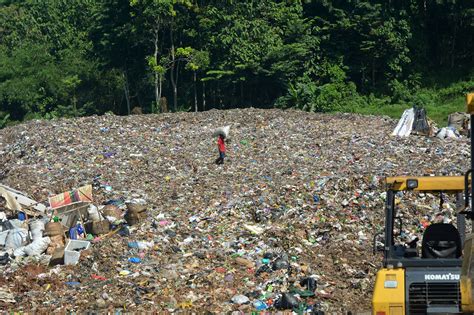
[215,134,226,165]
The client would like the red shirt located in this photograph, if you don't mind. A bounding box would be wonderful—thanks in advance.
[218,137,226,153]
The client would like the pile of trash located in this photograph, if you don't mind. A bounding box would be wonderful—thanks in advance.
[392,107,469,139]
[0,109,469,313]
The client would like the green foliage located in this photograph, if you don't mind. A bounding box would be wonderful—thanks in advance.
[176,47,210,72]
[276,64,366,113]
[147,55,167,74]
[0,113,10,128]
[438,80,474,99]
[0,0,472,125]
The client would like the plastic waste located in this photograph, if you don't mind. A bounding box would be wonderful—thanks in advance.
[231,294,249,304]
[0,252,9,265]
[275,293,299,310]
[253,300,268,311]
[65,282,81,286]
[5,228,28,250]
[128,257,141,263]
[88,204,102,222]
[243,224,264,235]
[300,277,317,291]
[128,241,153,250]
[13,246,26,257]
[24,237,51,256]
[272,258,289,270]
[29,220,45,241]
[1,107,468,311]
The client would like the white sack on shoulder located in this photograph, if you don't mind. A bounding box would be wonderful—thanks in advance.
[212,125,231,138]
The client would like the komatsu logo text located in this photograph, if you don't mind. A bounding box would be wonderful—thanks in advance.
[424,273,460,281]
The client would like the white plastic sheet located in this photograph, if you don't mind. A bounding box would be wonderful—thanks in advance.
[391,108,414,137]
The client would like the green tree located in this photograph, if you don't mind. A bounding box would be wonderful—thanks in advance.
[177,47,210,112]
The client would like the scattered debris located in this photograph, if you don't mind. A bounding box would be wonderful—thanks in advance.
[0,109,469,312]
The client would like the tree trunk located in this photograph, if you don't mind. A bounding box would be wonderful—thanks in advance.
[159,75,163,105]
[155,73,161,114]
[194,71,198,112]
[170,27,178,111]
[153,28,160,113]
[450,14,457,69]
[202,81,206,111]
[73,91,77,116]
[176,60,180,108]
[123,71,131,115]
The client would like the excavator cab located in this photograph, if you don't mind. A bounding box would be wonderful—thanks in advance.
[372,176,469,314]
[373,93,474,315]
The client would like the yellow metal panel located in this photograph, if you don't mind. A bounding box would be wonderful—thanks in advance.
[467,93,474,114]
[386,176,467,192]
[462,234,474,312]
[390,306,403,315]
[372,268,405,315]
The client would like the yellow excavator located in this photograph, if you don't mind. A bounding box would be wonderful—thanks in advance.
[372,93,474,314]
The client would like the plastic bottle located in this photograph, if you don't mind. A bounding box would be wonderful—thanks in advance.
[69,227,78,240]
[128,257,141,263]
[128,241,139,248]
[253,300,268,311]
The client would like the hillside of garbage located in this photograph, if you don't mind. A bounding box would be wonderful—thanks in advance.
[0,109,469,313]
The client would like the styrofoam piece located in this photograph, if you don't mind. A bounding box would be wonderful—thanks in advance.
[64,240,90,265]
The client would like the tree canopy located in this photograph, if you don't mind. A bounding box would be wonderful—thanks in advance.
[0,0,473,124]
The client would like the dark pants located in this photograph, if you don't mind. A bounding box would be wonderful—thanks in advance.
[215,151,225,164]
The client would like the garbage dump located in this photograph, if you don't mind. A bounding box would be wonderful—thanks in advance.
[0,108,469,312]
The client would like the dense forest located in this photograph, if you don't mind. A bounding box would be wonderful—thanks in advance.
[0,0,473,127]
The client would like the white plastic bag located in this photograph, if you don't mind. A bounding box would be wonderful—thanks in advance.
[436,127,447,139]
[212,125,231,138]
[436,127,460,140]
[5,228,28,250]
[29,220,45,241]
[446,128,456,139]
[24,237,50,256]
[14,246,26,257]
[88,204,102,222]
